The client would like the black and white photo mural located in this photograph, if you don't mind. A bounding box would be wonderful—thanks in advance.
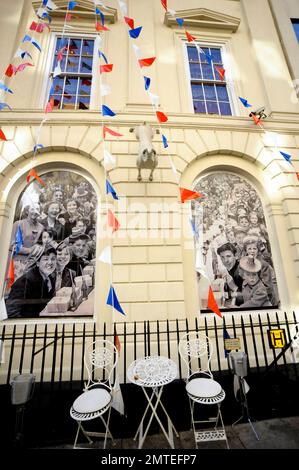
[192,173,280,312]
[5,170,97,319]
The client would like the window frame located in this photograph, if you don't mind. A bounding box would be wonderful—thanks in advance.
[182,39,238,117]
[41,32,99,111]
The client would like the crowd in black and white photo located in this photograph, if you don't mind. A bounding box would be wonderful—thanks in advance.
[193,173,279,310]
[5,171,97,318]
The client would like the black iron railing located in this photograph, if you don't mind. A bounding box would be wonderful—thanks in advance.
[0,311,298,386]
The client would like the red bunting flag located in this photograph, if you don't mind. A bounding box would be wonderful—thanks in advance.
[138,57,156,68]
[7,258,15,289]
[107,209,120,233]
[156,111,168,123]
[296,172,299,181]
[180,187,204,203]
[96,22,109,31]
[207,287,222,318]
[45,97,54,113]
[251,113,262,127]
[100,64,113,73]
[16,62,34,74]
[57,47,66,62]
[5,64,16,77]
[115,334,121,354]
[0,129,7,141]
[103,126,123,139]
[30,21,49,33]
[161,0,167,10]
[185,31,196,42]
[124,16,135,29]
[216,66,225,81]
[26,168,46,186]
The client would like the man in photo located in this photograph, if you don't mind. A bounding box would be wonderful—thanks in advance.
[236,256,271,308]
[6,246,57,318]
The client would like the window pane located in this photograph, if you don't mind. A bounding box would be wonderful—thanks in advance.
[202,63,214,79]
[52,96,62,109]
[206,101,219,114]
[82,39,94,56]
[78,96,90,110]
[193,101,206,114]
[68,38,81,55]
[191,84,204,100]
[187,46,199,62]
[78,78,92,96]
[219,102,232,116]
[201,48,209,62]
[204,84,216,101]
[52,77,64,95]
[62,95,76,109]
[66,56,79,73]
[216,85,229,101]
[190,63,201,79]
[211,48,222,64]
[80,58,93,73]
[292,20,299,42]
[65,78,78,94]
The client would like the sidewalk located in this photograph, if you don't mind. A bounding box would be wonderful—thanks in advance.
[46,416,299,450]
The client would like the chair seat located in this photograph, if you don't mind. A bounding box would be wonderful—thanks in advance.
[186,378,222,398]
[71,388,112,421]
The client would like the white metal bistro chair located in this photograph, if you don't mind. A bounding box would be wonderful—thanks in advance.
[179,332,229,449]
[70,339,118,449]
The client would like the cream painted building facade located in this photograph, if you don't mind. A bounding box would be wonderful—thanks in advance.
[0,0,299,335]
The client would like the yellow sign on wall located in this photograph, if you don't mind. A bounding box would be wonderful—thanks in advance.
[268,329,286,349]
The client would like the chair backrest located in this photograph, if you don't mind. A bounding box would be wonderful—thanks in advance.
[178,332,213,381]
[84,339,118,390]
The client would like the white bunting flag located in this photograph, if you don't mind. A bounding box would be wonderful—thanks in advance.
[53,62,62,78]
[99,245,112,264]
[132,44,142,58]
[100,84,111,97]
[0,298,7,321]
[169,157,178,175]
[167,9,176,16]
[148,91,159,107]
[44,0,59,10]
[118,0,128,16]
[95,35,103,50]
[111,376,125,415]
[104,148,116,167]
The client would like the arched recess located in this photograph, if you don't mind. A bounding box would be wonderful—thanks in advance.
[180,153,298,319]
[0,149,112,329]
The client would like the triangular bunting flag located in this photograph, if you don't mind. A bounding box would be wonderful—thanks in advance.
[280,151,292,163]
[106,285,126,315]
[156,111,168,123]
[0,129,7,141]
[0,103,12,111]
[103,126,123,139]
[148,92,159,107]
[45,97,54,113]
[124,16,134,29]
[207,286,222,318]
[129,26,142,39]
[5,64,16,77]
[99,245,112,264]
[7,258,15,289]
[251,113,262,127]
[216,66,225,81]
[100,63,113,73]
[111,375,125,415]
[0,82,13,94]
[144,76,151,91]
[138,57,156,68]
[103,149,116,167]
[161,0,167,10]
[26,168,46,186]
[107,209,120,232]
[295,172,299,181]
[239,97,252,108]
[102,105,116,117]
[98,50,108,63]
[100,84,112,97]
[119,1,128,16]
[185,31,196,42]
[15,225,24,255]
[176,18,184,27]
[106,179,119,200]
[180,187,204,203]
[162,134,168,148]
[95,22,109,31]
[115,334,121,354]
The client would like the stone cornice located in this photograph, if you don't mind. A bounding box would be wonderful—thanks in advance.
[31,0,118,23]
[1,110,299,133]
[164,8,240,33]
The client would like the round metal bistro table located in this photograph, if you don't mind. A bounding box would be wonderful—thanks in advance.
[127,355,179,449]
